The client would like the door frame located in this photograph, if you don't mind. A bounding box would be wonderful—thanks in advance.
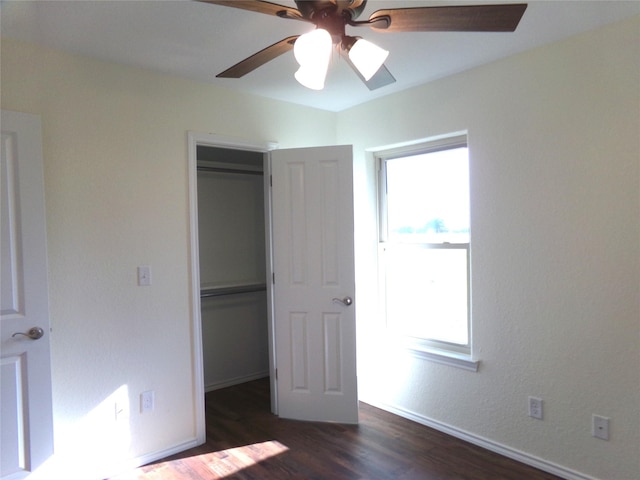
[187,132,279,421]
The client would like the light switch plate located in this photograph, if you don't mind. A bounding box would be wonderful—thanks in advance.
[137,266,151,286]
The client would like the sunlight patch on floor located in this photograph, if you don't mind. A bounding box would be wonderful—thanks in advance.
[204,440,290,477]
[114,440,289,479]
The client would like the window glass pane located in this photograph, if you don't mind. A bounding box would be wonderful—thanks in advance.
[384,246,468,345]
[386,147,469,243]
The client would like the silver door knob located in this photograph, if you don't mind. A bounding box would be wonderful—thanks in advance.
[12,327,44,340]
[332,296,353,307]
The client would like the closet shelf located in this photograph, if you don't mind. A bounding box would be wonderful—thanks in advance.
[200,283,267,298]
[197,164,263,176]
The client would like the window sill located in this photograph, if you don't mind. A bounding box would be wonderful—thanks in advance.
[402,342,480,372]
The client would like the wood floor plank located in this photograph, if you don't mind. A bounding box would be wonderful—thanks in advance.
[109,378,561,480]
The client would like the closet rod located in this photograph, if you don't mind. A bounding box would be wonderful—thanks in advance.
[197,165,263,176]
[200,283,267,298]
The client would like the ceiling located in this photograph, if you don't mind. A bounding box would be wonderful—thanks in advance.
[2,0,639,112]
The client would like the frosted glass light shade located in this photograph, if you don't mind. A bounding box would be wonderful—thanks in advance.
[294,28,332,90]
[348,38,389,81]
[294,65,327,90]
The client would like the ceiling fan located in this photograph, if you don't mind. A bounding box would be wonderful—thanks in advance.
[200,0,527,90]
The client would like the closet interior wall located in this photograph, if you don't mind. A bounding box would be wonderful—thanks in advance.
[197,146,269,391]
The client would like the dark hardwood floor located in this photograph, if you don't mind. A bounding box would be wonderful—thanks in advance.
[110,378,561,480]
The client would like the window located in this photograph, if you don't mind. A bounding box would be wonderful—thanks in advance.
[377,135,475,367]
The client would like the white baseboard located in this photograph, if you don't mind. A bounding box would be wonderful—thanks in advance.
[205,371,269,392]
[360,397,598,480]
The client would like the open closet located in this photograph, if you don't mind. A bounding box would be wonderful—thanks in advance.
[196,145,269,391]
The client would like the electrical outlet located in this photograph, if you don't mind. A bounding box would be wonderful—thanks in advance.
[141,390,155,413]
[592,415,610,440]
[528,396,543,420]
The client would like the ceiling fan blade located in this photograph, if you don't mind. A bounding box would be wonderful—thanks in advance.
[216,36,298,78]
[363,64,396,91]
[345,57,396,91]
[369,4,527,32]
[199,0,304,20]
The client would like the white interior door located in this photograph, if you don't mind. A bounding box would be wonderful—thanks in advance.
[270,145,358,424]
[1,110,54,479]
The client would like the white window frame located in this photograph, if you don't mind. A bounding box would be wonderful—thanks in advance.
[375,134,479,371]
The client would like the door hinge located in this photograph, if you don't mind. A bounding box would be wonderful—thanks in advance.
[275,368,278,380]
[270,175,273,187]
[272,272,275,284]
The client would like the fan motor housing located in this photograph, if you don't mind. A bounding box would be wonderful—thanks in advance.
[294,0,368,22]
[316,11,348,44]
[295,0,333,19]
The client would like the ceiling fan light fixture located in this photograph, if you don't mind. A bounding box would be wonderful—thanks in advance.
[211,1,528,93]
[293,28,332,89]
[294,65,328,90]
[347,38,389,81]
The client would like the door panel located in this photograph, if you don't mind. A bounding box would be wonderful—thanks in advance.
[1,110,53,479]
[271,145,357,424]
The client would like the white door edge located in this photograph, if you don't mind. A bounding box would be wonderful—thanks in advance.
[1,109,53,478]
[270,145,358,424]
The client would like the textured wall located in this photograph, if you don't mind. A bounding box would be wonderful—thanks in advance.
[1,37,336,479]
[2,14,639,480]
[340,16,640,480]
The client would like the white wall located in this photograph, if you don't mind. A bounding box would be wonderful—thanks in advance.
[338,16,639,480]
[1,37,337,479]
[2,14,639,480]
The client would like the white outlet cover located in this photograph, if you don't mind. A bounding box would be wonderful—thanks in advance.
[528,396,543,420]
[592,415,610,440]
[141,390,155,413]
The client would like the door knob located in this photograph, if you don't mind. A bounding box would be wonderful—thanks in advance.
[12,327,45,340]
[332,296,353,307]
